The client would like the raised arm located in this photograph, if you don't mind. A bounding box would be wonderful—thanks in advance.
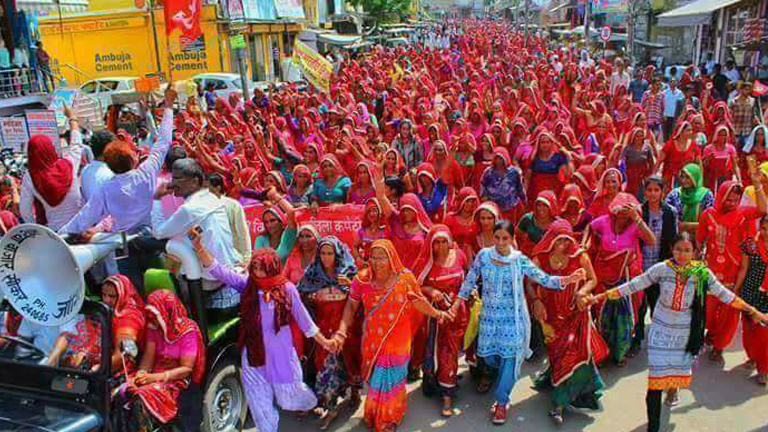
[136,88,177,180]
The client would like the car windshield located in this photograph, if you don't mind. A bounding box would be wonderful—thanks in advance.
[0,303,107,375]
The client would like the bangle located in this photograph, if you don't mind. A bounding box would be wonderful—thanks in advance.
[163,371,170,382]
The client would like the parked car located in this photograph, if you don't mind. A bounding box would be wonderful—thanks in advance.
[192,73,252,100]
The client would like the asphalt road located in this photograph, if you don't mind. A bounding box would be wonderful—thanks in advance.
[264,328,768,432]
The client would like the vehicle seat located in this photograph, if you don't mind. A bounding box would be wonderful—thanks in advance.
[143,269,178,298]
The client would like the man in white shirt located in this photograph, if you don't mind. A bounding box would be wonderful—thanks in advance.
[206,173,251,263]
[662,79,684,141]
[152,158,242,312]
[80,130,115,202]
[725,61,741,85]
[60,88,177,293]
[610,58,630,95]
[79,129,118,280]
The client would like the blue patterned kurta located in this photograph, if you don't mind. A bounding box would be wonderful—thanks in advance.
[459,247,563,374]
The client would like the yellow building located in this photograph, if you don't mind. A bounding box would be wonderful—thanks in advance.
[39,5,231,85]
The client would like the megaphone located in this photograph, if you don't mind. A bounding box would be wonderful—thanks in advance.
[0,224,130,326]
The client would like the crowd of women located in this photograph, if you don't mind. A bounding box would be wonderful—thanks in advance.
[4,18,768,432]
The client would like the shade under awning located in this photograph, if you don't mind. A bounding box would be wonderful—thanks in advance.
[657,0,741,27]
[318,33,362,46]
[635,39,666,49]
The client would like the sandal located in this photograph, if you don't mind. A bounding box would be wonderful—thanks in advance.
[709,349,724,362]
[743,360,757,371]
[627,343,642,358]
[477,378,492,394]
[492,403,507,425]
[664,389,679,407]
[549,407,564,425]
[319,408,339,431]
[441,396,453,417]
[756,374,768,386]
[616,358,628,367]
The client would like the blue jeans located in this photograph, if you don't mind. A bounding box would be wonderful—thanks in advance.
[484,355,519,405]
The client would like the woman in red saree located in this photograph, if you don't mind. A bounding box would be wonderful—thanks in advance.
[698,179,767,361]
[444,187,480,259]
[297,236,361,428]
[101,274,146,374]
[587,168,626,219]
[559,184,591,233]
[531,220,608,425]
[331,240,449,432]
[587,194,656,366]
[413,225,470,417]
[703,125,741,193]
[655,121,701,190]
[525,131,572,203]
[120,290,205,431]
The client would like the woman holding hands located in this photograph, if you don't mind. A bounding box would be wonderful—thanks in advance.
[586,232,768,432]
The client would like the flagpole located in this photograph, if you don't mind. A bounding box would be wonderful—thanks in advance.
[148,0,163,76]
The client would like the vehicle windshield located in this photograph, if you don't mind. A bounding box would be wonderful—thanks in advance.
[0,302,108,375]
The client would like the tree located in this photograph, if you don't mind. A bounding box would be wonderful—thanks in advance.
[347,0,412,28]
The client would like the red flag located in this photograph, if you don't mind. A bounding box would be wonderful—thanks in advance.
[164,0,202,40]
[754,81,768,97]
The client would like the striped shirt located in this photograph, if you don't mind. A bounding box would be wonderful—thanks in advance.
[641,90,665,126]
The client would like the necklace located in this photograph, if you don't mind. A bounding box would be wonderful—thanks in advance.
[549,253,568,270]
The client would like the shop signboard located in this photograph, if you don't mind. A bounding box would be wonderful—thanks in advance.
[24,110,59,151]
[0,117,29,152]
[274,0,305,19]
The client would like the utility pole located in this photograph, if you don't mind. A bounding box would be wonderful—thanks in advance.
[524,0,529,47]
[516,0,521,30]
[627,0,635,67]
[584,0,592,51]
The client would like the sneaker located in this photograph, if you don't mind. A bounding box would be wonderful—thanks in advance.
[492,403,507,425]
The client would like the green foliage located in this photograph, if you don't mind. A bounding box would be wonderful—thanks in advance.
[347,0,412,20]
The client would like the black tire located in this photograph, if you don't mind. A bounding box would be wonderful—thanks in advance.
[202,359,248,432]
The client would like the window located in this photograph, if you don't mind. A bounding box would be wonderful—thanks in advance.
[209,79,228,90]
[80,82,97,93]
[95,80,120,92]
[725,5,758,47]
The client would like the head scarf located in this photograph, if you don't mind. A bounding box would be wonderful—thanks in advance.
[399,193,433,233]
[609,193,640,217]
[743,125,768,153]
[473,201,501,229]
[594,168,624,199]
[291,164,313,187]
[362,198,385,229]
[535,190,560,218]
[678,163,709,223]
[104,275,145,337]
[297,236,358,294]
[531,219,580,257]
[258,206,287,238]
[240,248,291,368]
[27,135,74,206]
[265,170,288,194]
[451,186,479,216]
[559,184,585,215]
[145,290,206,383]
[711,180,743,228]
[413,225,460,284]
[319,154,344,182]
[355,239,408,283]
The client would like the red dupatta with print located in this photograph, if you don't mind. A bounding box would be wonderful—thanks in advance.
[533,220,608,384]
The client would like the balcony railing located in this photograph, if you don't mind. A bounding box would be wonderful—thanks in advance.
[0,67,49,99]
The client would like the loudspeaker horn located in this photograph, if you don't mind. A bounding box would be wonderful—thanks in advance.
[0,224,130,326]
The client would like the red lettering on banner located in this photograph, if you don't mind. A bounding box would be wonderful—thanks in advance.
[243,204,364,249]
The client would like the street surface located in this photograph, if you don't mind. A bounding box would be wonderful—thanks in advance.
[271,329,768,432]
